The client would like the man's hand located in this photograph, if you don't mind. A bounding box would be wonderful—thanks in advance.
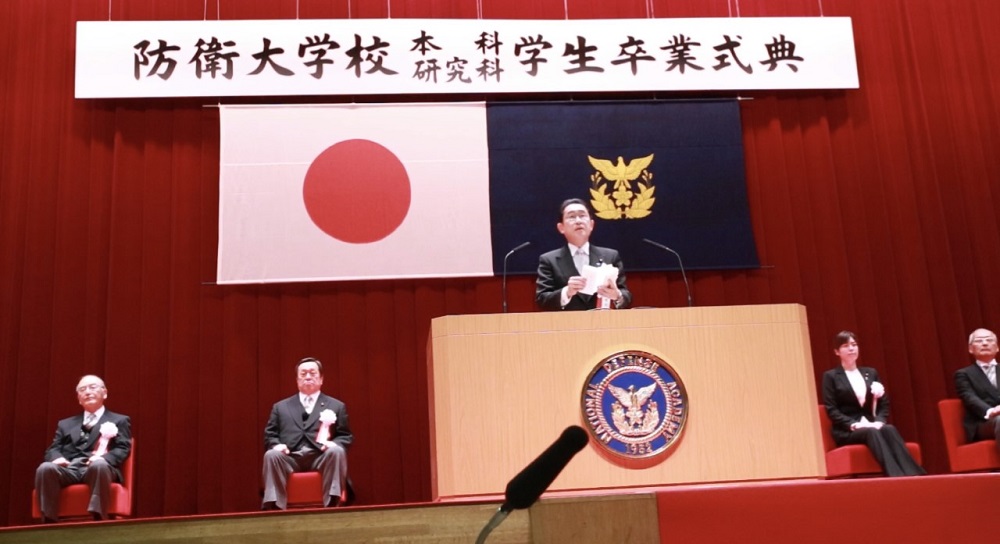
[986,406,1000,419]
[52,457,70,467]
[87,454,104,464]
[596,277,620,301]
[272,444,290,455]
[566,276,587,298]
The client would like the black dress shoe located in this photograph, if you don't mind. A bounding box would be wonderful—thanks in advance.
[91,512,104,521]
[41,516,58,524]
[261,502,279,511]
[326,497,340,508]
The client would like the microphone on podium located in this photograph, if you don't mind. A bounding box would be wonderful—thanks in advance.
[642,238,693,307]
[474,426,589,544]
[502,241,531,313]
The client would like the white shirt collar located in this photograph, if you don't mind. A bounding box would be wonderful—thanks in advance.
[568,242,590,255]
[84,406,106,421]
[299,392,318,405]
[978,360,997,370]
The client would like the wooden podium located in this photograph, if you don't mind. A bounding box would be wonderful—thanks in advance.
[427,304,826,501]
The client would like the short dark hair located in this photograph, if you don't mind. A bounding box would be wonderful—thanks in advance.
[559,198,589,221]
[296,357,323,375]
[832,330,858,349]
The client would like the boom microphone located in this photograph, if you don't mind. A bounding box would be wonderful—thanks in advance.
[642,238,693,307]
[502,241,531,313]
[504,425,589,509]
[474,426,589,543]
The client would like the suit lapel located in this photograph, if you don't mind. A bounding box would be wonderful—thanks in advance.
[589,246,604,266]
[556,246,579,279]
[969,364,1000,397]
[303,403,322,428]
[286,397,308,430]
[315,395,330,415]
[859,367,876,416]
[833,367,864,410]
[860,367,872,397]
[71,414,87,445]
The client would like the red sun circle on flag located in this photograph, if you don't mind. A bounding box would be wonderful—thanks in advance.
[303,139,411,244]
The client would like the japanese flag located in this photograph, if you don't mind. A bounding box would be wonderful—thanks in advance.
[217,103,493,283]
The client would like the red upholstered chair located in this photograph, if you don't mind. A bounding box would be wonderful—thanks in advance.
[286,471,325,507]
[32,439,135,520]
[937,398,1000,473]
[286,471,351,508]
[817,406,922,478]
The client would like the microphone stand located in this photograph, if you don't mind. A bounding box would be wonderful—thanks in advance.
[474,425,588,543]
[642,238,693,307]
[475,505,512,544]
[502,242,531,313]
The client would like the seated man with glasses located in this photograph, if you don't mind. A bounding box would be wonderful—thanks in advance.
[536,198,633,311]
[955,328,1000,455]
[261,357,353,510]
[35,375,132,523]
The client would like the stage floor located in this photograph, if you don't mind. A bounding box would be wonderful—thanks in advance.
[3,474,997,544]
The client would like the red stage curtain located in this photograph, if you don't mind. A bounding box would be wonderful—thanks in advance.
[2,0,999,527]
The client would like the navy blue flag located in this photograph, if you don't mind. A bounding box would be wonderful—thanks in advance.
[487,100,759,275]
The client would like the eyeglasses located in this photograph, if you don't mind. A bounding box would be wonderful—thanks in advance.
[76,384,105,393]
[563,213,591,223]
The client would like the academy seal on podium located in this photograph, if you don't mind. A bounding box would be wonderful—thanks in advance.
[581,350,688,468]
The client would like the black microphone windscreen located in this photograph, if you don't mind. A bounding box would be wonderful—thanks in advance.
[503,426,589,510]
[506,241,532,257]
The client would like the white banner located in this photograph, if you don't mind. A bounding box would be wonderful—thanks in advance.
[77,17,858,98]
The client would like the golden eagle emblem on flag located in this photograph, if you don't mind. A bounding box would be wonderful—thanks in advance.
[587,154,656,220]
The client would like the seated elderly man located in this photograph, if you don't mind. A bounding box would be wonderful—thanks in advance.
[261,357,353,510]
[35,375,132,523]
[955,328,1000,455]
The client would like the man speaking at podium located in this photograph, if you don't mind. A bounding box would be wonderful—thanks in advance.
[535,198,632,311]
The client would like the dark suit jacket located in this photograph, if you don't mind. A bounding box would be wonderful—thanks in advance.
[954,363,1000,442]
[44,409,132,479]
[535,244,632,311]
[263,393,353,452]
[821,366,890,446]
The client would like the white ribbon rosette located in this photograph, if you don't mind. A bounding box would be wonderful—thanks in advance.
[870,381,885,423]
[316,409,337,443]
[94,422,119,457]
[872,382,885,399]
[870,381,885,398]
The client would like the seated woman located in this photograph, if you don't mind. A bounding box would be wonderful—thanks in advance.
[822,330,925,477]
